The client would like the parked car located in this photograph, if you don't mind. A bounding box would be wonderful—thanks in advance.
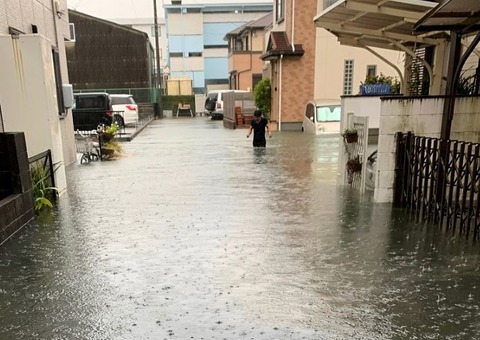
[110,94,139,127]
[204,89,249,120]
[72,92,114,131]
[365,150,377,190]
[302,99,341,134]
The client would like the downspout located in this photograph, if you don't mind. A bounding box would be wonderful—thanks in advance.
[279,54,283,131]
[50,0,60,48]
[291,0,295,52]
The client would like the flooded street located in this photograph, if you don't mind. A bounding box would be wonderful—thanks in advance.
[1,118,480,339]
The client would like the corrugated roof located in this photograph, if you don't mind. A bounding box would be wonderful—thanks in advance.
[314,0,441,51]
[415,0,480,33]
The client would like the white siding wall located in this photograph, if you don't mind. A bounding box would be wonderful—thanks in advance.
[203,48,228,58]
[314,29,404,100]
[0,0,76,189]
[170,56,204,72]
[375,97,444,203]
[168,13,203,35]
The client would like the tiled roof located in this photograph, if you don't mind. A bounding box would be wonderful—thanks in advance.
[225,12,273,39]
[261,31,304,60]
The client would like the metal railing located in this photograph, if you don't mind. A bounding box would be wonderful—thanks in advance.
[74,88,159,103]
[394,132,480,240]
[28,149,57,203]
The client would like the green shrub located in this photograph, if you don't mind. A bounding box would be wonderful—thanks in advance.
[31,164,59,212]
[254,78,271,119]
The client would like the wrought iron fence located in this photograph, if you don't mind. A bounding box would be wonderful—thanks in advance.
[28,149,57,203]
[394,132,480,239]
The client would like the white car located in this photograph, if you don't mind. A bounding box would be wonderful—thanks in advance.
[204,89,249,120]
[302,99,341,134]
[110,94,139,127]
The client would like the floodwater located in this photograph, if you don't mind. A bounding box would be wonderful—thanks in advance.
[1,118,480,340]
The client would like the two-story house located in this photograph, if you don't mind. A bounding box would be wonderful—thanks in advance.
[225,13,273,92]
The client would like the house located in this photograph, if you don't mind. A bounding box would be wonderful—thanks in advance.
[225,12,273,91]
[67,10,156,91]
[260,0,405,131]
[315,0,480,219]
[0,0,75,243]
[163,1,273,93]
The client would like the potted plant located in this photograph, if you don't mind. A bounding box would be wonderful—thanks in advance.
[98,123,119,143]
[360,73,400,95]
[346,155,362,184]
[342,128,358,143]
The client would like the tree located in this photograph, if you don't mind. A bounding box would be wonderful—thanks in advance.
[254,78,271,119]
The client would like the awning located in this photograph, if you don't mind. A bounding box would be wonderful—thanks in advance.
[314,0,442,51]
[260,31,304,60]
[414,0,480,33]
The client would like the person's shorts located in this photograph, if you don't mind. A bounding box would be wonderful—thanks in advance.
[253,140,266,147]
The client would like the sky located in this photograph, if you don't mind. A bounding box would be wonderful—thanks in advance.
[68,0,272,20]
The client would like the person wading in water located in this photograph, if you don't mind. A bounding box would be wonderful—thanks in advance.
[246,110,271,147]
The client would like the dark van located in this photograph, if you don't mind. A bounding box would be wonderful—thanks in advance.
[72,92,114,131]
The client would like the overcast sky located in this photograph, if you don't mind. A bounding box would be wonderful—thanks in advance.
[68,0,272,19]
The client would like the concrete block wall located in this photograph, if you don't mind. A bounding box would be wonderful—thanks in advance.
[451,97,480,143]
[0,133,34,245]
[374,97,444,202]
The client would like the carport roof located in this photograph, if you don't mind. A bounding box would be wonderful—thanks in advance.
[414,0,480,33]
[313,0,443,51]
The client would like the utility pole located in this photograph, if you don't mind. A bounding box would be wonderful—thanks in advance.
[153,0,163,117]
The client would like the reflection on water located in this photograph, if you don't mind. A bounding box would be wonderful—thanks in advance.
[1,119,480,339]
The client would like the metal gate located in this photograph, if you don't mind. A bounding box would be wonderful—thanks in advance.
[343,113,369,193]
[394,132,480,239]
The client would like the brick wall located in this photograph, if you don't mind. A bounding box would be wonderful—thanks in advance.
[283,1,316,124]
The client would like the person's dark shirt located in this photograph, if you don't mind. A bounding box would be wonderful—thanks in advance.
[251,117,268,142]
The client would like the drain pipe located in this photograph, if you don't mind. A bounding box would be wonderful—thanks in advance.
[291,0,295,52]
[278,54,283,131]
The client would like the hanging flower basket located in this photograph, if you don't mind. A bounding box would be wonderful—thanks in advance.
[346,155,362,184]
[342,129,358,144]
[346,156,362,173]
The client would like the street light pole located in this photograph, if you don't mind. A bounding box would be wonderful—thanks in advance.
[153,0,163,117]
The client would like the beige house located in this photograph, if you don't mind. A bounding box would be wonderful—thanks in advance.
[0,0,75,243]
[261,0,405,131]
[0,0,76,173]
[225,13,273,91]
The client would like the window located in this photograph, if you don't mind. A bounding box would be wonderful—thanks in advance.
[343,59,354,95]
[188,52,202,57]
[69,23,75,41]
[52,49,65,115]
[151,25,161,37]
[275,0,284,22]
[170,52,183,58]
[305,103,314,121]
[252,74,262,90]
[316,105,341,122]
[235,39,243,51]
[367,65,377,78]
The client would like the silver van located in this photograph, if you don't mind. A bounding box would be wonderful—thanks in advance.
[204,90,249,120]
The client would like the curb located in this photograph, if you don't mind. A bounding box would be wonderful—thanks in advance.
[116,117,156,142]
